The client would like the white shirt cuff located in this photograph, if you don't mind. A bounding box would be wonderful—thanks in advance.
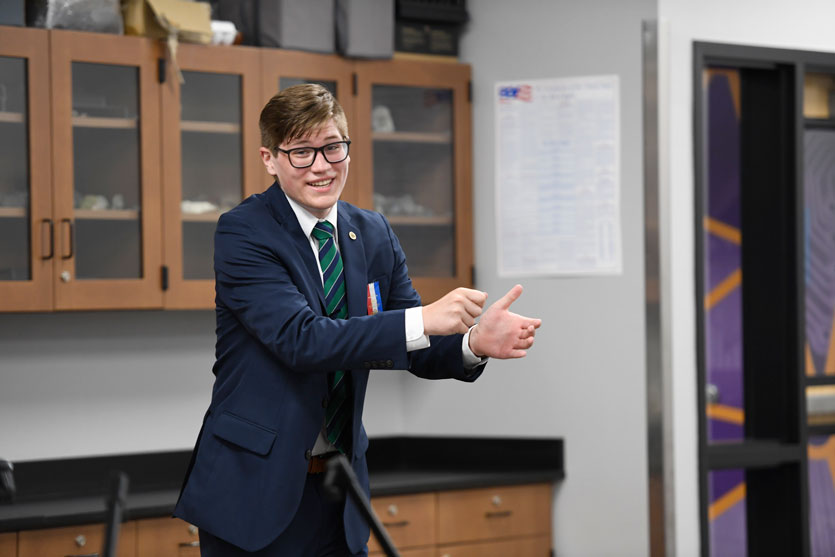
[462,326,489,368]
[405,306,430,352]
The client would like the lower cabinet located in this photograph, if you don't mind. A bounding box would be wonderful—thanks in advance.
[17,521,136,557]
[394,549,437,557]
[0,532,16,557]
[370,483,553,556]
[136,517,200,556]
[437,535,552,557]
[368,492,437,553]
[8,483,552,557]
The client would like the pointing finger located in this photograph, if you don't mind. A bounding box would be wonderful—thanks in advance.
[496,284,524,310]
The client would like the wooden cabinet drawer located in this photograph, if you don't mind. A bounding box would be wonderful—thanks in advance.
[0,532,17,557]
[18,522,136,557]
[367,492,436,553]
[437,483,551,544]
[371,547,436,557]
[136,517,200,557]
[437,534,551,557]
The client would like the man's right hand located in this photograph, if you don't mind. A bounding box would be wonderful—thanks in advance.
[422,288,488,335]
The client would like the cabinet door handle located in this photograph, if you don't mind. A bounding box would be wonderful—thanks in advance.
[381,520,410,528]
[485,510,513,519]
[179,541,200,548]
[41,219,54,260]
[60,218,74,259]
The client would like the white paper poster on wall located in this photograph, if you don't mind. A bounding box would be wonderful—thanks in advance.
[495,75,622,277]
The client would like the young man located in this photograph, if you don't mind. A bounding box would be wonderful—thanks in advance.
[174,84,541,556]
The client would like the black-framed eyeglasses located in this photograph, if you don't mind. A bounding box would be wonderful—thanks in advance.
[275,140,351,169]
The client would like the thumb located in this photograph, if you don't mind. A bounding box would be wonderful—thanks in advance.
[496,284,523,310]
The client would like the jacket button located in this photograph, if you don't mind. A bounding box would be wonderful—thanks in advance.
[304,449,312,460]
[363,361,370,368]
[386,360,394,368]
[322,397,328,408]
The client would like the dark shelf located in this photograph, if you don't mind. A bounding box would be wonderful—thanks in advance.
[804,118,835,129]
[808,424,835,437]
[805,375,835,386]
[705,440,803,470]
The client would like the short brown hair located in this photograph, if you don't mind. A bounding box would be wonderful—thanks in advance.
[259,84,349,153]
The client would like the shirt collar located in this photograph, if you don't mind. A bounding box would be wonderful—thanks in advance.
[284,194,339,240]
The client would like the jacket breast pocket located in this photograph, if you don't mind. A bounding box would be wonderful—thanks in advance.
[212,411,277,456]
[367,275,390,313]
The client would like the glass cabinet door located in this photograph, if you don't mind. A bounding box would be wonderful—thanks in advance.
[70,61,142,280]
[50,31,162,310]
[260,50,356,204]
[355,61,472,303]
[0,27,52,311]
[370,84,456,276]
[161,44,262,308]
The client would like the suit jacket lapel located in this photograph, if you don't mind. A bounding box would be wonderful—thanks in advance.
[264,183,326,311]
[337,206,367,319]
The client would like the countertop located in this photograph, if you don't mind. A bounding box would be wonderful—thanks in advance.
[0,436,564,533]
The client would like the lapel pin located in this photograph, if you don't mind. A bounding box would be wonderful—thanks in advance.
[349,231,357,240]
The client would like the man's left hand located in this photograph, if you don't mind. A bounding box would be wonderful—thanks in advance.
[468,284,542,359]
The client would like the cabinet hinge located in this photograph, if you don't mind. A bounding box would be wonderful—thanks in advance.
[352,73,358,96]
[468,80,472,103]
[161,265,169,291]
[158,58,166,84]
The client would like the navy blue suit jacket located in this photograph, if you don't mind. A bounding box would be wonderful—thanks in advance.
[174,183,484,552]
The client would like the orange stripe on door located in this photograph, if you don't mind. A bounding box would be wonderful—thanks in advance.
[707,403,744,425]
[709,482,746,521]
[704,216,742,245]
[705,269,742,311]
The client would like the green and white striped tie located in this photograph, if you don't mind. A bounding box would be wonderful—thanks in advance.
[311,220,352,455]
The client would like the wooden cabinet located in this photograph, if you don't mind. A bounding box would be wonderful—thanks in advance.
[0,532,16,557]
[437,535,552,557]
[160,43,263,309]
[0,27,162,311]
[50,30,163,310]
[18,522,136,557]
[136,517,199,557]
[0,26,53,311]
[354,59,473,303]
[0,27,473,311]
[370,483,553,556]
[368,492,436,554]
[437,483,551,545]
[7,483,551,556]
[393,548,436,557]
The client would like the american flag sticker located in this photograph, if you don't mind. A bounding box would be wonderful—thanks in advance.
[366,282,382,315]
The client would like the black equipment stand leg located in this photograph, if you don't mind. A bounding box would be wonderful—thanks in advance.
[103,472,129,557]
[0,460,14,502]
[324,455,400,557]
